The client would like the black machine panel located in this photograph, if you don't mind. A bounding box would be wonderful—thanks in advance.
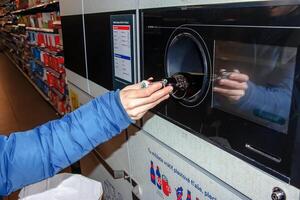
[61,15,87,77]
[141,2,300,187]
[84,13,113,90]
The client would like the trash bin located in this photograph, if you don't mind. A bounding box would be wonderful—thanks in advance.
[19,173,103,200]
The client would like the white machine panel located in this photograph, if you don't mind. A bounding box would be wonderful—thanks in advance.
[66,69,89,93]
[141,113,300,200]
[67,83,92,111]
[83,0,137,14]
[139,0,268,9]
[88,80,109,98]
[127,126,248,200]
[59,0,83,16]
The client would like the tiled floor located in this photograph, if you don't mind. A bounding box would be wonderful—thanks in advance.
[0,53,59,199]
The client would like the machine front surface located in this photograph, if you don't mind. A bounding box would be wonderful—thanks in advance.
[141,1,300,187]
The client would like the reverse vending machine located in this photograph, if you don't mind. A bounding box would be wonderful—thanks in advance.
[60,0,300,199]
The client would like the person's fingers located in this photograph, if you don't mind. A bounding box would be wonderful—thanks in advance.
[125,86,173,109]
[147,77,154,81]
[123,78,155,91]
[218,79,248,90]
[131,111,147,120]
[127,82,164,98]
[227,96,243,102]
[121,83,141,91]
[129,94,170,119]
[229,73,249,82]
[213,87,245,97]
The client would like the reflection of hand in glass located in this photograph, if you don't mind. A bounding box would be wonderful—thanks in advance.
[213,69,249,102]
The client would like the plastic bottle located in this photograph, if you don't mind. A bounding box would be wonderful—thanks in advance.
[150,161,156,185]
[156,166,162,190]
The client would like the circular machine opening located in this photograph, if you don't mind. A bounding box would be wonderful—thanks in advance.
[165,30,211,107]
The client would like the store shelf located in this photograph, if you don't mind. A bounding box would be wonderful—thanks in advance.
[33,58,44,66]
[1,0,67,116]
[52,20,61,26]
[32,59,63,78]
[45,66,62,78]
[4,51,50,102]
[29,43,63,55]
[11,1,59,15]
[5,51,65,115]
[0,13,9,18]
[32,71,45,81]
[0,0,13,7]
[11,33,27,38]
[26,26,56,33]
[50,86,65,100]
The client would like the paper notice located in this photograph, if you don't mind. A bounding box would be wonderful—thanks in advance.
[113,25,132,82]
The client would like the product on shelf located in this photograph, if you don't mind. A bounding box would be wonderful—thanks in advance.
[25,11,60,28]
[16,0,29,9]
[46,71,66,94]
[49,89,70,115]
[17,0,52,9]
[28,31,63,50]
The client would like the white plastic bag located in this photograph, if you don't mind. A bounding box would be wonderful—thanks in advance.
[19,173,103,200]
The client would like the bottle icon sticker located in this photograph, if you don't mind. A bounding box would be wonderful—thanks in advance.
[186,190,191,200]
[150,161,156,185]
[156,166,162,190]
[162,175,171,196]
[176,187,183,200]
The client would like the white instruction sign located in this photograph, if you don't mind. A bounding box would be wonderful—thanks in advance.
[113,25,132,82]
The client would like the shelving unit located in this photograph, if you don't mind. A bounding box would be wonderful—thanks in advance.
[0,0,70,116]
[4,50,50,102]
[26,26,55,33]
[11,0,59,15]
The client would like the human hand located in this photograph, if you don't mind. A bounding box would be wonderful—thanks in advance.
[213,69,249,102]
[120,79,173,120]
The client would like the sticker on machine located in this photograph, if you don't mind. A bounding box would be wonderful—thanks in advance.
[112,25,132,83]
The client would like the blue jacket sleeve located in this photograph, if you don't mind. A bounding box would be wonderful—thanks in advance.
[0,90,133,196]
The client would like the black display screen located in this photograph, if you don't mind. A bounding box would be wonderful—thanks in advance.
[213,41,297,134]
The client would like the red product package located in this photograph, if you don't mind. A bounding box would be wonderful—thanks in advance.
[54,35,61,47]
[46,72,55,87]
[52,56,58,71]
[48,55,54,68]
[43,53,49,66]
[37,33,45,47]
[57,57,65,73]
[45,34,50,48]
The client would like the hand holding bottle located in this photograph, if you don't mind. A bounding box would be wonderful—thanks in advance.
[120,79,173,120]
